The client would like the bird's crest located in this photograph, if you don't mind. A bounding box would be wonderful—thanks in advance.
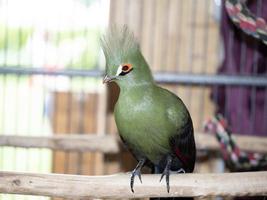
[100,25,139,65]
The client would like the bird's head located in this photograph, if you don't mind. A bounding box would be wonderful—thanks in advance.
[101,26,153,88]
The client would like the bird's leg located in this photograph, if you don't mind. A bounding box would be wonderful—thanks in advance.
[159,156,172,193]
[130,158,146,193]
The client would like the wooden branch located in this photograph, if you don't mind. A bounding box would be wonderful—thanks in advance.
[0,171,267,198]
[0,132,267,153]
[0,135,119,153]
[195,133,267,153]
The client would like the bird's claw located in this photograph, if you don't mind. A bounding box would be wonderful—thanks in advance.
[159,168,170,193]
[130,169,142,193]
[130,159,145,193]
[159,156,172,193]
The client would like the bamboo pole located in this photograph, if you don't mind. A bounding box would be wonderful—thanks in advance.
[1,133,267,153]
[0,171,266,198]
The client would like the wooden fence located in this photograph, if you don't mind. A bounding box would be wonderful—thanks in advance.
[1,132,267,153]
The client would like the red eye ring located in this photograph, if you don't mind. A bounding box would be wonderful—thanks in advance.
[122,64,132,72]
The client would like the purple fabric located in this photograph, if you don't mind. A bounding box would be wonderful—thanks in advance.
[212,1,267,137]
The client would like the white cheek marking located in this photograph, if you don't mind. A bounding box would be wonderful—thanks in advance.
[116,65,123,76]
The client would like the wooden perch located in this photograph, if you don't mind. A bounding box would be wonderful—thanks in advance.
[0,135,119,153]
[195,133,267,153]
[0,171,267,198]
[0,132,267,153]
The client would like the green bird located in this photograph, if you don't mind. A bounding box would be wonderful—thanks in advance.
[101,26,196,194]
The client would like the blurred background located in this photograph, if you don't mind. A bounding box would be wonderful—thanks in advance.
[0,0,266,199]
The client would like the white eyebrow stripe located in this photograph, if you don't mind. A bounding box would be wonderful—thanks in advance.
[116,65,122,76]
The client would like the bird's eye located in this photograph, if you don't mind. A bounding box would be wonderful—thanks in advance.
[121,64,132,73]
[116,63,133,76]
[115,63,133,76]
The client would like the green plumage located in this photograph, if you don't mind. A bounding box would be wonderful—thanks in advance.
[101,26,196,194]
[115,85,189,163]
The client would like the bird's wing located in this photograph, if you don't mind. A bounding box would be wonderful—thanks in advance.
[169,117,196,172]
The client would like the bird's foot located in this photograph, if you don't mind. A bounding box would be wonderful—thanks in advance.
[159,166,170,193]
[130,168,142,192]
[130,159,145,193]
[177,168,185,173]
[159,156,172,193]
